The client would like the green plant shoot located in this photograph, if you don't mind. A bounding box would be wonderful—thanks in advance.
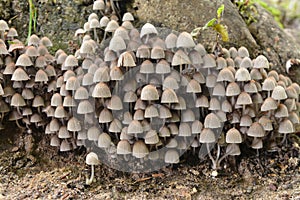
[191,4,229,42]
[27,0,37,44]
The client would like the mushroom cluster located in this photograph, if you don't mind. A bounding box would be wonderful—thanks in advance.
[0,19,55,136]
[0,0,299,172]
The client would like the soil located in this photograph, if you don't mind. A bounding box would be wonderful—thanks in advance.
[0,128,299,200]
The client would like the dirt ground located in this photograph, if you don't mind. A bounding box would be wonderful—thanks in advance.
[0,128,299,200]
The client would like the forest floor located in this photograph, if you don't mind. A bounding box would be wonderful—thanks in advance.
[0,127,299,200]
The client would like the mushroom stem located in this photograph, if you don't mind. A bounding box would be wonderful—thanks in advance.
[93,28,99,43]
[15,119,25,129]
[280,133,288,145]
[217,153,229,167]
[86,164,95,185]
[206,143,217,170]
[110,0,117,14]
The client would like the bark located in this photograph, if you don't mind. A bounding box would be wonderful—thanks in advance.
[130,0,300,82]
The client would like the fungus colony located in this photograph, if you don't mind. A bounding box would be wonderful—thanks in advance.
[0,0,299,171]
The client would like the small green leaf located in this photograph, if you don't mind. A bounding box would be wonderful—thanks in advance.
[217,4,225,19]
[204,18,217,29]
[213,24,229,42]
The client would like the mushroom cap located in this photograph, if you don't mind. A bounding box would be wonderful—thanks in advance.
[40,36,52,47]
[250,69,263,80]
[77,100,94,114]
[203,54,216,68]
[212,83,225,96]
[258,116,273,131]
[98,108,113,123]
[187,79,202,93]
[176,31,195,49]
[50,135,60,147]
[226,143,241,155]
[240,115,252,127]
[67,117,81,132]
[262,77,276,91]
[140,23,158,38]
[98,132,111,148]
[156,106,171,120]
[140,59,154,74]
[171,49,191,66]
[253,55,269,69]
[35,69,49,83]
[66,76,80,91]
[86,152,99,165]
[221,100,232,113]
[216,56,227,69]
[235,67,251,81]
[161,88,178,103]
[240,56,252,68]
[122,12,134,21]
[127,120,143,134]
[117,51,136,67]
[28,34,40,46]
[206,74,217,88]
[93,0,105,10]
[261,97,278,111]
[156,59,171,74]
[278,119,295,134]
[80,40,95,54]
[11,68,30,81]
[209,97,221,111]
[244,80,258,93]
[178,122,191,137]
[32,95,44,107]
[271,86,287,100]
[194,43,207,56]
[163,76,179,90]
[191,120,203,134]
[237,46,249,58]
[89,18,100,29]
[164,149,180,164]
[141,84,159,101]
[247,122,265,137]
[132,140,149,158]
[109,36,126,52]
[117,140,132,155]
[109,118,122,133]
[11,93,26,107]
[204,113,221,128]
[115,26,130,41]
[105,20,119,32]
[251,138,263,149]
[199,128,216,143]
[54,106,67,118]
[92,82,111,98]
[144,104,159,118]
[195,95,209,108]
[217,67,234,82]
[94,67,110,83]
[51,93,62,107]
[64,55,78,68]
[136,44,151,59]
[226,128,242,143]
[0,20,9,31]
[58,126,71,139]
[236,92,252,105]
[144,129,159,144]
[151,45,165,59]
[165,33,177,49]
